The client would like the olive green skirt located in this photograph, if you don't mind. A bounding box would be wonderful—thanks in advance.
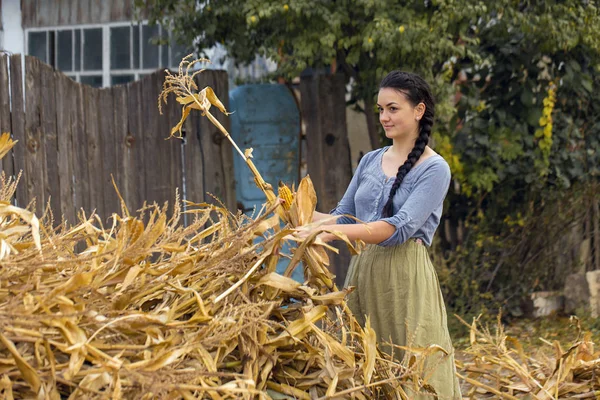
[344,240,461,399]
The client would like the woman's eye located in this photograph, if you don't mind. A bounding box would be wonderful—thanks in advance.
[390,107,397,112]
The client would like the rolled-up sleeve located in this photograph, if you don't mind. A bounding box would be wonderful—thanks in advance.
[329,154,370,224]
[378,161,451,247]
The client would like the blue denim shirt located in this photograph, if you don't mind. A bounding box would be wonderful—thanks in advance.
[330,147,451,247]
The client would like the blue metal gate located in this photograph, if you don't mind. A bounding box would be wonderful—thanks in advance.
[229,84,302,282]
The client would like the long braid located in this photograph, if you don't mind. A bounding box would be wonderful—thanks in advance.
[380,72,435,218]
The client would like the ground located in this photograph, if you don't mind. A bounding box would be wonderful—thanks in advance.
[450,313,600,399]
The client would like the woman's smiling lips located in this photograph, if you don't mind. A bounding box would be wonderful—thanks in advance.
[383,125,394,130]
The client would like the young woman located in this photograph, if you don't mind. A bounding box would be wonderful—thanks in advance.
[311,71,461,399]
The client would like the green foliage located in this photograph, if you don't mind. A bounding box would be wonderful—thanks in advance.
[434,0,600,314]
[452,2,600,198]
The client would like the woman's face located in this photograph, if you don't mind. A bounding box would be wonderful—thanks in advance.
[377,88,424,141]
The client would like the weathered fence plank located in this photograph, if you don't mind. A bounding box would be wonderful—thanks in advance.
[112,85,129,213]
[24,56,47,211]
[41,62,61,221]
[185,96,205,206]
[0,55,13,178]
[98,87,119,219]
[83,84,105,219]
[214,72,236,211]
[10,55,27,207]
[152,71,173,207]
[70,79,88,218]
[54,72,75,224]
[126,78,145,212]
[186,69,235,210]
[157,71,183,211]
[141,74,160,205]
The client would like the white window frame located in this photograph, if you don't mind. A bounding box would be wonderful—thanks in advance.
[25,21,189,88]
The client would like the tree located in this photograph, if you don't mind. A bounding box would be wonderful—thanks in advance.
[136,0,482,148]
[439,0,600,315]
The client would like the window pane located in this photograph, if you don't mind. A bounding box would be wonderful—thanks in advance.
[74,30,81,71]
[111,75,134,86]
[28,31,47,63]
[83,28,103,70]
[161,45,169,68]
[133,25,140,69]
[81,75,103,88]
[159,27,169,67]
[48,31,56,67]
[110,26,130,70]
[57,30,73,72]
[142,25,159,69]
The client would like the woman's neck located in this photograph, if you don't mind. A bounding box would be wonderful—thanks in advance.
[389,133,418,159]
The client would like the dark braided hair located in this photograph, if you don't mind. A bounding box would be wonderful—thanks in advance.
[380,71,435,218]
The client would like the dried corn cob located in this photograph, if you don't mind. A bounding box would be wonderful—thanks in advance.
[277,181,294,211]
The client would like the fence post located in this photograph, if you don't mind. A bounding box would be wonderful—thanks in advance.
[300,72,354,287]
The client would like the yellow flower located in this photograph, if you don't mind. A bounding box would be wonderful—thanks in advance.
[535,129,543,138]
[250,15,257,23]
[368,37,373,43]
[399,25,405,33]
[283,4,289,11]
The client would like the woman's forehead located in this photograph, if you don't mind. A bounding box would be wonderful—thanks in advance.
[377,88,410,104]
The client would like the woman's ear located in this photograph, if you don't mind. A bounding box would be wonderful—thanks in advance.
[414,102,426,121]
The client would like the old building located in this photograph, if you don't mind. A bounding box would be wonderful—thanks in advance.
[0,0,276,87]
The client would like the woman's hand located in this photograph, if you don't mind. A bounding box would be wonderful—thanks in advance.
[292,224,337,243]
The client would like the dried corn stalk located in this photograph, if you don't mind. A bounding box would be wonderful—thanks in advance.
[457,314,600,399]
[0,131,440,397]
[159,55,361,292]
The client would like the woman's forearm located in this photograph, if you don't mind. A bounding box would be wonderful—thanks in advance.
[312,211,339,222]
[320,221,395,244]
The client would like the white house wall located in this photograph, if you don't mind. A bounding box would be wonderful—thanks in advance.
[1,0,24,55]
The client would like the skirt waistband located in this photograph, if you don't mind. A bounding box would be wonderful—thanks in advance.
[363,237,426,253]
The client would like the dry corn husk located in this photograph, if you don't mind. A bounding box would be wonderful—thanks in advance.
[458,314,600,399]
[0,137,441,398]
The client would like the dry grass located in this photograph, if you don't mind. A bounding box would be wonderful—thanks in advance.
[457,314,600,399]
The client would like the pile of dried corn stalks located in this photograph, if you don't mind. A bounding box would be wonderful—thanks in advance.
[0,57,446,400]
[0,137,435,399]
[458,314,600,399]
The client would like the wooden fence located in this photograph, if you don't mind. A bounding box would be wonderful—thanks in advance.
[0,54,236,224]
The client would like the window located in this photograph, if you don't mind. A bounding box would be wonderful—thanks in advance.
[26,22,192,88]
[83,28,103,71]
[110,26,130,70]
[28,31,49,63]
[56,30,73,71]
[80,75,103,87]
[142,25,159,69]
